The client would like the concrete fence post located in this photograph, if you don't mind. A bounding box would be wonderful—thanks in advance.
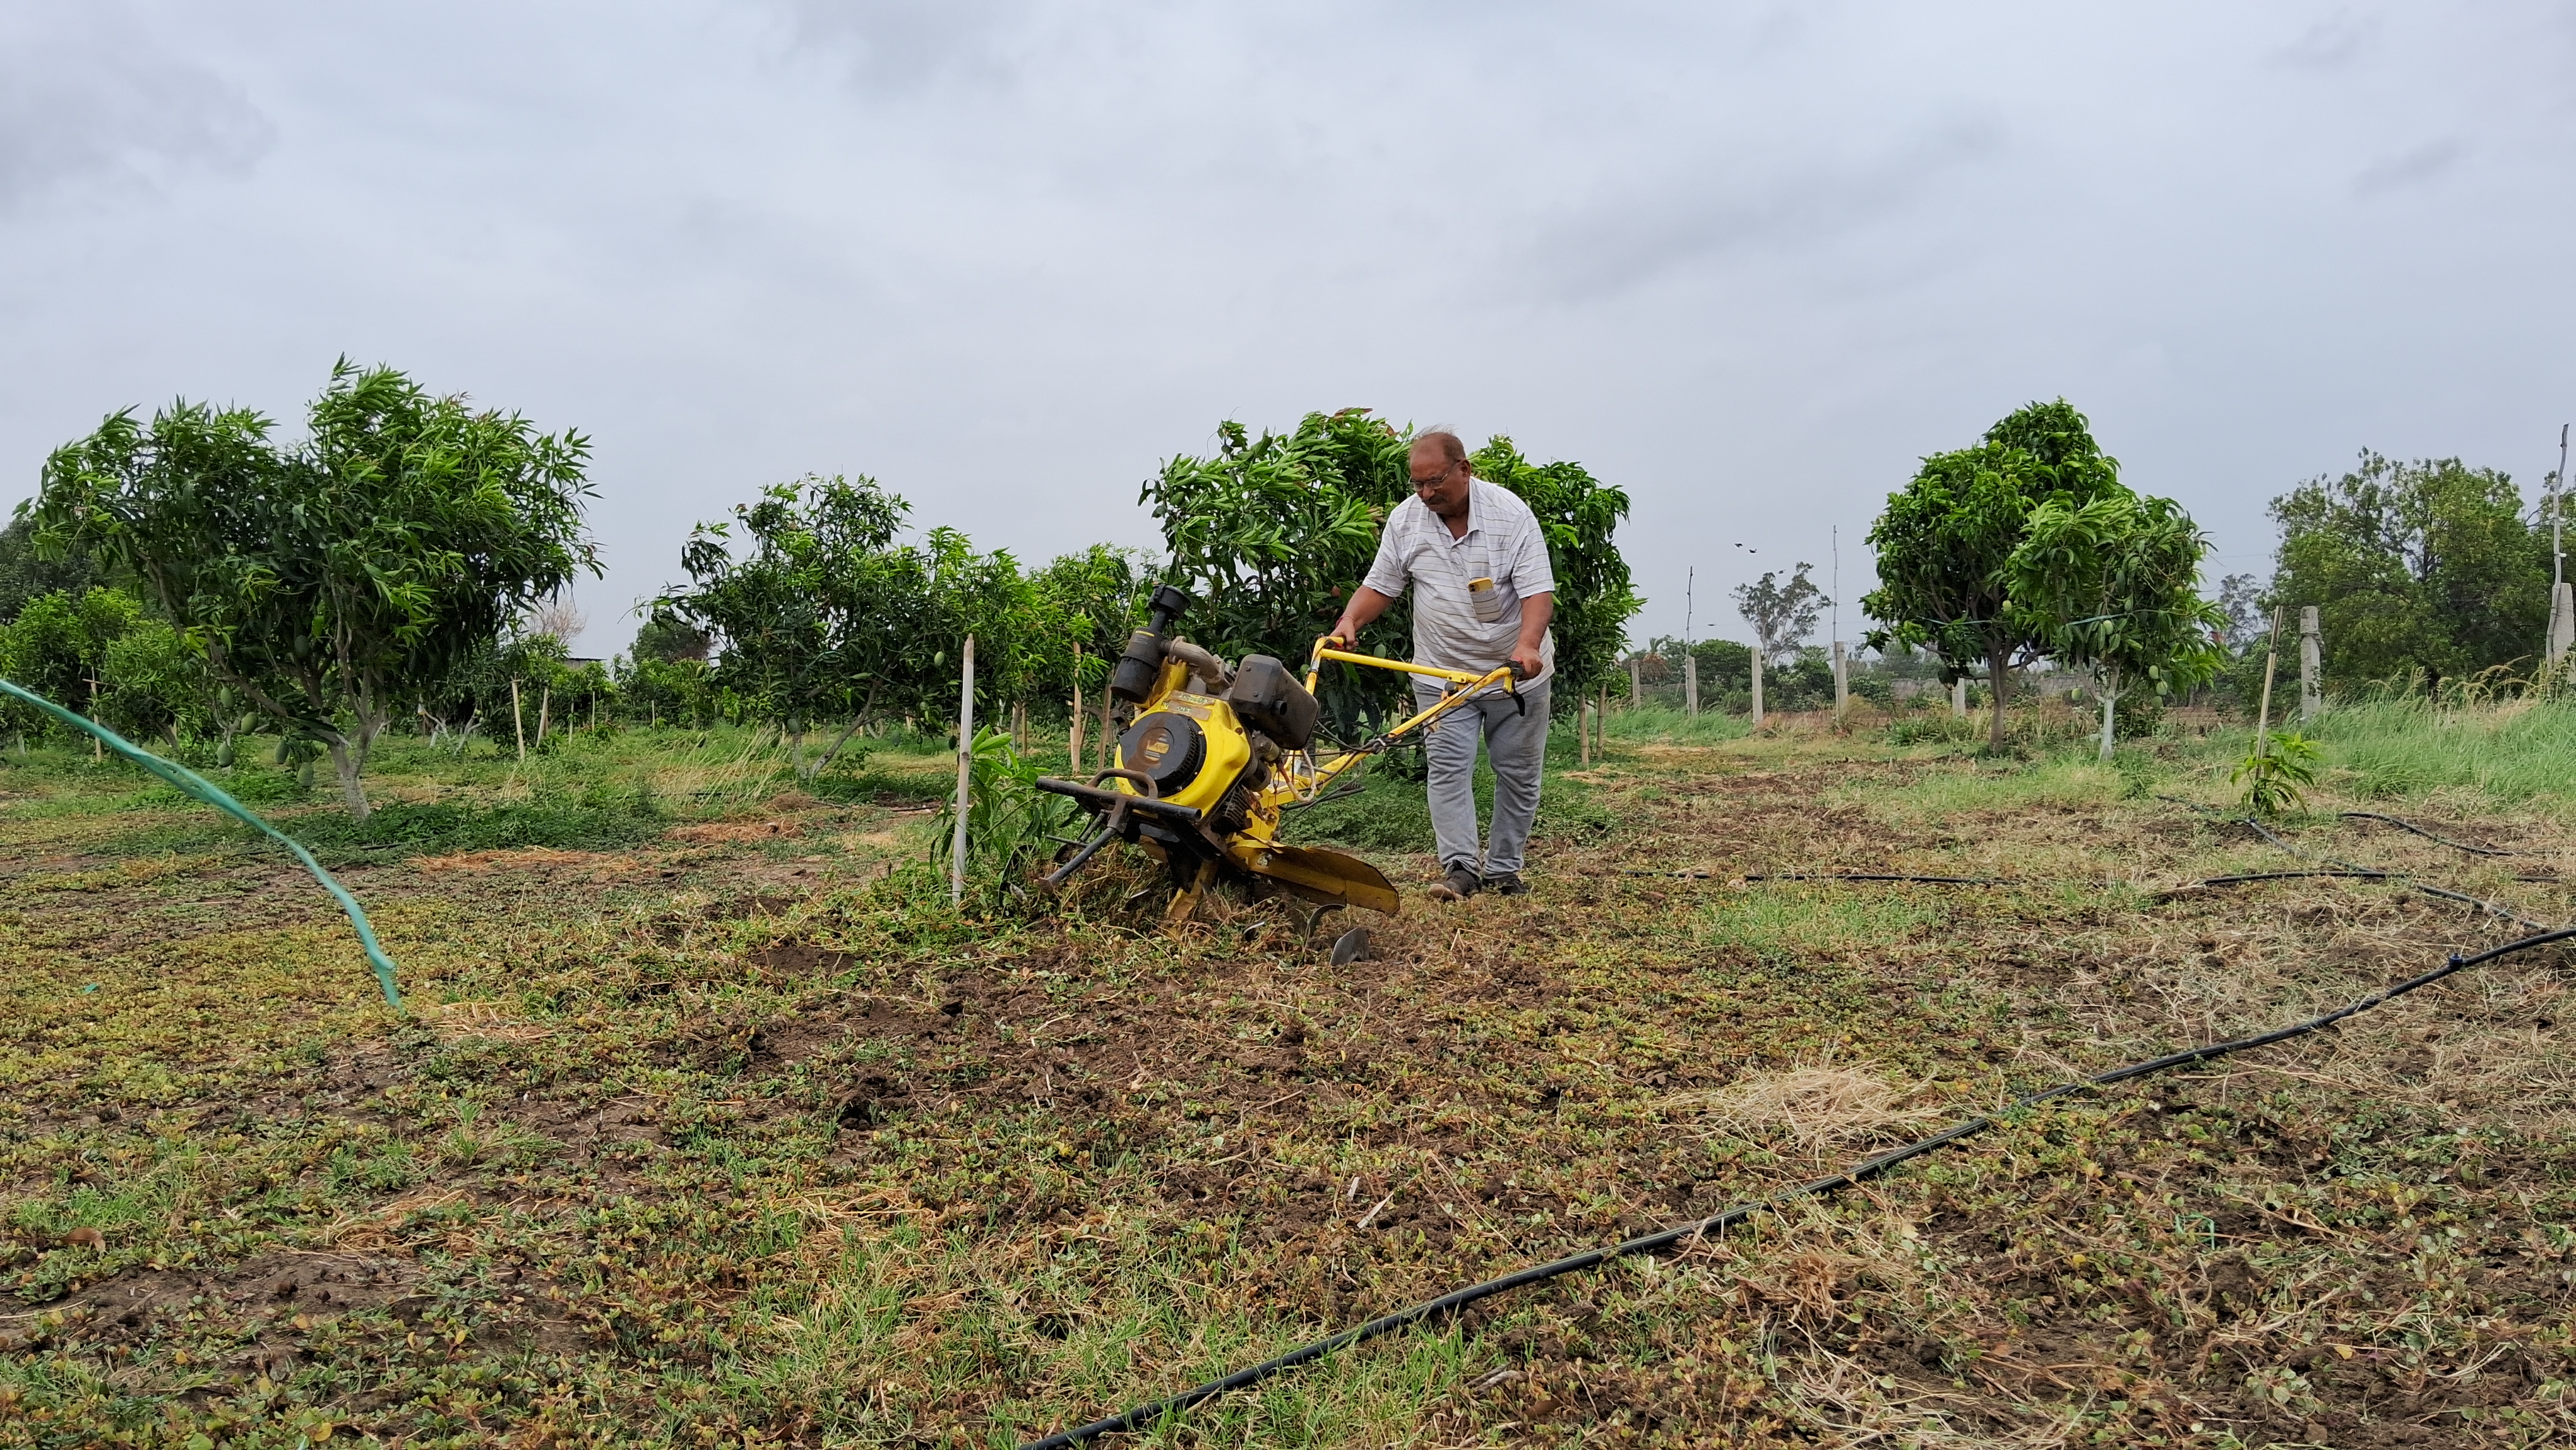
[1950,676,1967,718]
[1750,652,1764,728]
[2299,606,2322,722]
[1832,641,1849,719]
[951,635,975,907]
[1628,654,1641,707]
[1684,654,1699,717]
[2550,583,2573,671]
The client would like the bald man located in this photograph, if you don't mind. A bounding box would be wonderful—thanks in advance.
[1328,431,1555,900]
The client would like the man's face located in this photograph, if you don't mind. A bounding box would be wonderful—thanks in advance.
[1410,447,1471,519]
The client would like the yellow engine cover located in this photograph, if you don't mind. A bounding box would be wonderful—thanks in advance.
[1116,692,1252,814]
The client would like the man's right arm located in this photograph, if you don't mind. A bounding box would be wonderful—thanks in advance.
[1329,586,1395,646]
[1333,507,1412,645]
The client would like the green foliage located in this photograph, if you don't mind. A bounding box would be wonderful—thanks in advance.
[1469,435,1642,707]
[630,608,710,664]
[2232,729,2321,817]
[2270,452,2551,691]
[1731,563,1827,664]
[1145,410,1414,726]
[2309,695,2576,803]
[665,478,1143,767]
[1145,410,1639,724]
[671,474,919,740]
[0,513,104,624]
[613,654,717,727]
[0,587,139,716]
[0,587,205,746]
[1864,399,2134,748]
[96,617,208,746]
[35,359,599,817]
[930,724,1078,905]
[1649,635,1755,692]
[2005,491,2225,753]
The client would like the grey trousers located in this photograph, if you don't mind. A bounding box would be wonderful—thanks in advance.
[1414,677,1550,876]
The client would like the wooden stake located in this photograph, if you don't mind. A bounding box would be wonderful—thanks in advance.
[1097,690,1114,771]
[1580,700,1592,766]
[951,635,976,908]
[535,685,551,748]
[1069,645,1085,769]
[2253,606,2284,757]
[511,678,527,762]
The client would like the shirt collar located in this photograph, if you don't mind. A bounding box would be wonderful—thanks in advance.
[1434,479,1483,542]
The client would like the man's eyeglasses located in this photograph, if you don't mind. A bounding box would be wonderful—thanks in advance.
[1410,465,1455,489]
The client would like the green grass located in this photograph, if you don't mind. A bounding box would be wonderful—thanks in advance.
[1282,754,1616,854]
[1841,751,2133,823]
[2303,697,2576,808]
[1696,880,1953,958]
[1599,703,1752,745]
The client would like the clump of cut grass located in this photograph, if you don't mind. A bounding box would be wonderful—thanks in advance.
[1663,1064,1943,1156]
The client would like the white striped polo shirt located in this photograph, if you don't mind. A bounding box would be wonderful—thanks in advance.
[1361,478,1557,689]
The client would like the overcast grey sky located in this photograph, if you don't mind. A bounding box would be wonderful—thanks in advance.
[7,2,2574,655]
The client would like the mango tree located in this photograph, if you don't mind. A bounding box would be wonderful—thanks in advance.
[667,474,929,776]
[2005,493,2226,758]
[1863,399,2128,751]
[37,361,597,817]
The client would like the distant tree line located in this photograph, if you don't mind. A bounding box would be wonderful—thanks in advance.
[7,374,1643,814]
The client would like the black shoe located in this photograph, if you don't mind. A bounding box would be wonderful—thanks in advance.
[1426,863,1482,901]
[1482,871,1529,896]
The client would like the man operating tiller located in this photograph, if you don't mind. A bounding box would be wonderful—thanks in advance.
[1327,430,1556,900]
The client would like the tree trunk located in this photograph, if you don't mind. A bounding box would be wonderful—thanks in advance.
[811,715,866,774]
[1987,644,2011,752]
[2097,667,2118,763]
[325,736,369,820]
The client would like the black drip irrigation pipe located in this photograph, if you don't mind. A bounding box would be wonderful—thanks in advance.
[2181,869,2388,887]
[2153,795,2557,933]
[2226,810,2556,933]
[1019,921,2576,1449]
[1623,870,2001,885]
[2340,810,2522,857]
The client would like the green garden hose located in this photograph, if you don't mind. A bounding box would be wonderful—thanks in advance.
[0,679,402,1010]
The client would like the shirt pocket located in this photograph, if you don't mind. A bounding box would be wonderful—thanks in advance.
[1462,548,1506,623]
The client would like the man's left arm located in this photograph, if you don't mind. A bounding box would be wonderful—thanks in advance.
[1512,593,1554,680]
[1507,516,1558,680]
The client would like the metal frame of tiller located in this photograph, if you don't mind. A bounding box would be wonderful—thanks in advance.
[1035,635,1522,926]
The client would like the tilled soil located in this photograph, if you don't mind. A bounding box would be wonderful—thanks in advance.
[5,745,2575,1447]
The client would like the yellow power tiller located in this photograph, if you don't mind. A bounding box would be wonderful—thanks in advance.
[1035,585,1521,928]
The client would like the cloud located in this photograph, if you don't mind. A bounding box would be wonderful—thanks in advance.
[0,6,272,217]
[2354,137,2465,195]
[768,0,1049,91]
[2272,9,2380,71]
[1526,117,2005,300]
